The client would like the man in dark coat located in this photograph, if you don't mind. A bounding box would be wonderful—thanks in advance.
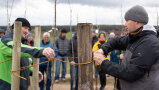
[94,5,159,90]
[55,29,69,82]
[68,33,78,90]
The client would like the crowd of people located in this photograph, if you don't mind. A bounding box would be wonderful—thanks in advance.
[0,5,158,90]
[0,20,123,90]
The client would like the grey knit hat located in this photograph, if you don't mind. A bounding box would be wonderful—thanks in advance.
[124,5,149,24]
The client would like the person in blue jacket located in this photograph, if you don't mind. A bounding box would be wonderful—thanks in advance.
[39,32,58,90]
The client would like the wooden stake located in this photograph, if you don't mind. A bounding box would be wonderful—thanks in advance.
[157,8,158,31]
[32,26,41,90]
[51,0,57,89]
[11,21,22,90]
[77,23,93,90]
[6,0,9,33]
[121,0,124,32]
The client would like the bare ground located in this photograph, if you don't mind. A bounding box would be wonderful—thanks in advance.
[29,74,115,90]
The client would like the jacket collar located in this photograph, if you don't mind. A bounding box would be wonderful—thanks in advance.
[59,34,66,40]
[42,40,50,45]
[129,26,143,36]
[129,25,157,42]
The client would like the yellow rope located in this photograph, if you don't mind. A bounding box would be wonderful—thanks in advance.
[10,57,93,80]
[0,57,93,80]
[11,70,27,80]
[0,59,12,64]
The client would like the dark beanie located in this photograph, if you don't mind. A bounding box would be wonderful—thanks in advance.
[124,5,149,24]
[0,29,6,34]
[61,28,67,33]
[12,18,31,30]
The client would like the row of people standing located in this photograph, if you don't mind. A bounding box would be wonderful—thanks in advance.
[1,24,123,90]
[1,17,121,90]
[25,29,69,90]
[18,23,122,90]
[24,32,58,90]
[27,29,122,90]
[69,30,122,90]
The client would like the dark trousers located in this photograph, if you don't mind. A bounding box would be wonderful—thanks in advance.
[97,66,106,87]
[99,71,106,86]
[117,79,121,90]
[39,65,52,90]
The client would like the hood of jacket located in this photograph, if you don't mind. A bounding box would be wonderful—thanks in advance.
[129,25,157,42]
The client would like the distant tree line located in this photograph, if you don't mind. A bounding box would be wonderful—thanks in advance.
[0,25,158,33]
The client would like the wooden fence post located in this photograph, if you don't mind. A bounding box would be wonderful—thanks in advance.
[77,23,94,90]
[11,21,22,90]
[32,26,41,90]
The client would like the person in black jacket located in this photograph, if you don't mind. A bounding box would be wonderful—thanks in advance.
[92,29,98,47]
[68,33,78,90]
[94,5,159,90]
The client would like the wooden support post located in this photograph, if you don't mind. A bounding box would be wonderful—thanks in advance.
[11,21,22,90]
[51,28,56,90]
[77,23,93,90]
[51,0,57,89]
[32,26,41,90]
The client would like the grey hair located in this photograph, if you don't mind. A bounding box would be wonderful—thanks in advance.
[43,32,50,37]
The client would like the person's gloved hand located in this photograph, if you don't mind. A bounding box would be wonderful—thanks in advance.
[42,48,55,59]
[39,71,43,82]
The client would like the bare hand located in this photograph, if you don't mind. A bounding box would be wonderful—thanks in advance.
[39,71,43,82]
[93,52,105,65]
[42,48,55,59]
[120,54,124,60]
[70,61,76,66]
[94,49,104,55]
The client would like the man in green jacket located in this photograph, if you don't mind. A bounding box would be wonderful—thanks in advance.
[0,18,54,90]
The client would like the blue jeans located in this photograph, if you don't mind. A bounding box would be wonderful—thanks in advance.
[70,65,78,90]
[39,65,52,90]
[55,56,67,80]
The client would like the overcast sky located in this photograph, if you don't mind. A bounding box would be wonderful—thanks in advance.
[0,0,159,26]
